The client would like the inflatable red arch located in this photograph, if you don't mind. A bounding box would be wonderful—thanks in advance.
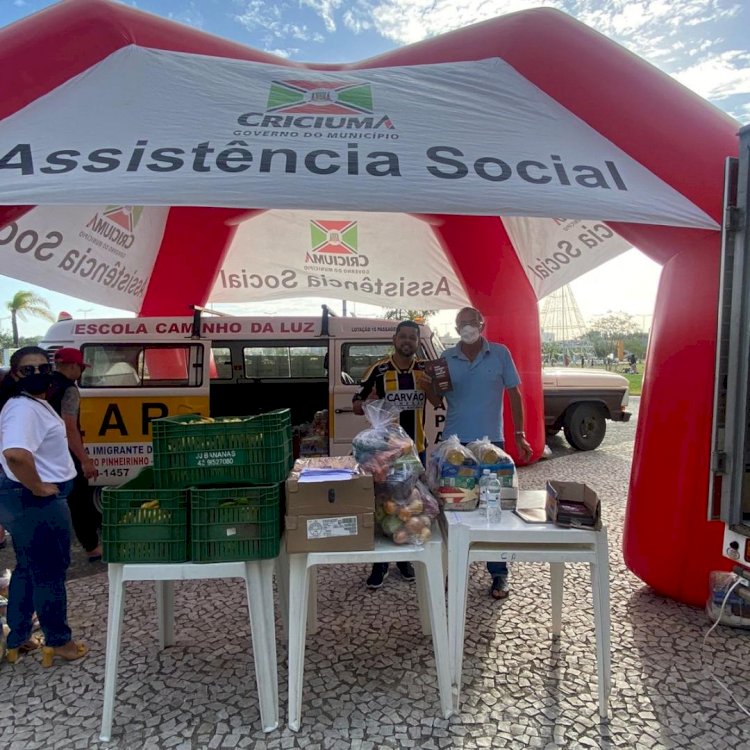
[0,0,740,606]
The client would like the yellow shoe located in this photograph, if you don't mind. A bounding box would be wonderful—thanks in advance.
[6,637,41,663]
[41,641,88,667]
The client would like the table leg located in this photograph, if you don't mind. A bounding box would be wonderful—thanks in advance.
[275,550,289,638]
[155,580,175,649]
[597,529,612,698]
[100,565,125,742]
[415,561,432,636]
[550,563,564,638]
[307,567,318,636]
[423,548,454,719]
[589,549,609,719]
[245,561,279,732]
[287,554,311,732]
[450,530,471,704]
[261,558,279,711]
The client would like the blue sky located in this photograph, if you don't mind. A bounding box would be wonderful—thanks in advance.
[1,0,748,336]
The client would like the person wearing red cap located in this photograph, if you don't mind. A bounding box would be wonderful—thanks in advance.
[48,348,101,562]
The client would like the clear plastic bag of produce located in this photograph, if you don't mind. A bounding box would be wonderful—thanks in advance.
[375,479,440,545]
[466,436,517,508]
[466,436,510,466]
[352,400,430,544]
[427,434,480,511]
[705,570,750,629]
[352,400,421,483]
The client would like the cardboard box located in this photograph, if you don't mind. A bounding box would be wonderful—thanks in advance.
[285,512,374,553]
[546,480,601,529]
[424,357,453,394]
[286,473,374,515]
[285,460,375,552]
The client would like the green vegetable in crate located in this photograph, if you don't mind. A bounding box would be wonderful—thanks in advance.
[219,497,252,508]
[119,500,172,525]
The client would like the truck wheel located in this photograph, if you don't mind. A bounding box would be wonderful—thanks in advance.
[563,403,607,451]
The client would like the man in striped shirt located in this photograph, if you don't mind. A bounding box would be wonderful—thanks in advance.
[353,320,441,589]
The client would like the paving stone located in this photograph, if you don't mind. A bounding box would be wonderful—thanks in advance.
[0,403,743,749]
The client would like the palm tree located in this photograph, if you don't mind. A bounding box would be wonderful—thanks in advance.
[6,290,55,346]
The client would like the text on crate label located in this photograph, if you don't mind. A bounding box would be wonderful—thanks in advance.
[306,516,358,539]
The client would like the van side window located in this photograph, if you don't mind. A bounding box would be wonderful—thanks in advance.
[211,347,232,380]
[243,345,327,379]
[342,343,394,383]
[79,345,201,387]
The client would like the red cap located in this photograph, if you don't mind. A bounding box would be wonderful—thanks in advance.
[54,348,89,369]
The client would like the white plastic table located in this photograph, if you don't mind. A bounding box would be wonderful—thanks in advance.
[100,560,278,742]
[277,524,453,731]
[444,490,611,717]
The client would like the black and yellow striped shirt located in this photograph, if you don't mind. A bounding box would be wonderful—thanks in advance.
[356,356,428,452]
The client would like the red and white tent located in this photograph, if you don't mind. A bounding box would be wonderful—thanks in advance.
[0,0,740,606]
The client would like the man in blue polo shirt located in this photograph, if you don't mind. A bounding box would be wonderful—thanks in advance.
[443,306,533,600]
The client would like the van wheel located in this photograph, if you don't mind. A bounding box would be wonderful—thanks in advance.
[563,403,606,451]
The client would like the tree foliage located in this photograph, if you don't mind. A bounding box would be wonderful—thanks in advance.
[587,311,641,341]
[383,309,436,322]
[5,290,55,346]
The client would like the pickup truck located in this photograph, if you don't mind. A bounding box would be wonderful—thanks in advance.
[542,367,631,450]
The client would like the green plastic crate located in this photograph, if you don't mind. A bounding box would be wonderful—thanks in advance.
[151,410,293,489]
[101,467,188,563]
[190,484,281,563]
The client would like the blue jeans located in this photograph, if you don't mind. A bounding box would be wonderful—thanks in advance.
[0,475,74,648]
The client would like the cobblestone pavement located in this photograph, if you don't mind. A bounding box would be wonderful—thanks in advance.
[1,398,749,749]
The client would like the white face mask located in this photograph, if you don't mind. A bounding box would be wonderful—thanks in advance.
[459,325,481,345]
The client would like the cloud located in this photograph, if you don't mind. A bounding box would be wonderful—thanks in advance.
[167,2,205,29]
[265,47,301,58]
[299,0,344,32]
[671,50,750,102]
[13,0,27,7]
[234,1,325,42]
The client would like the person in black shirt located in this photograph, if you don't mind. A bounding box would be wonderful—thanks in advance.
[48,348,101,562]
[353,320,441,590]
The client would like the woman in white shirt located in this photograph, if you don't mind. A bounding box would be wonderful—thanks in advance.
[0,346,88,666]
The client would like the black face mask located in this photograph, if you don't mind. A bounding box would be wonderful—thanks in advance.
[18,373,52,396]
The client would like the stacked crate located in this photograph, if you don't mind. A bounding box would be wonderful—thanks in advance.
[102,410,292,564]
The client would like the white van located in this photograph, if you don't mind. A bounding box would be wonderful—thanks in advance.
[40,307,630,486]
[40,308,446,485]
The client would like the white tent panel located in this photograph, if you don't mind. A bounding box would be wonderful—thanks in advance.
[503,216,632,299]
[0,205,167,311]
[0,47,717,229]
[209,210,472,309]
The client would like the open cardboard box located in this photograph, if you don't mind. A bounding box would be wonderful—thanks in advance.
[545,480,601,530]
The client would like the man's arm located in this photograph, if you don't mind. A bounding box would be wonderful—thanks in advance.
[507,386,533,462]
[60,388,98,479]
[352,365,378,416]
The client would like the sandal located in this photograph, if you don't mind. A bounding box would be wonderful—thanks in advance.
[41,641,88,667]
[490,576,510,600]
[6,637,41,663]
[87,545,103,563]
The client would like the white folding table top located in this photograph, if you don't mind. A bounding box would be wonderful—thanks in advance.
[443,490,602,544]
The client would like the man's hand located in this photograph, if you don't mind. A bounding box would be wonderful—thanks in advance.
[352,399,365,416]
[82,456,99,480]
[515,434,533,463]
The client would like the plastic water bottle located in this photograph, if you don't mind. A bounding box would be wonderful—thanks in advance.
[486,472,502,524]
[478,469,491,511]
